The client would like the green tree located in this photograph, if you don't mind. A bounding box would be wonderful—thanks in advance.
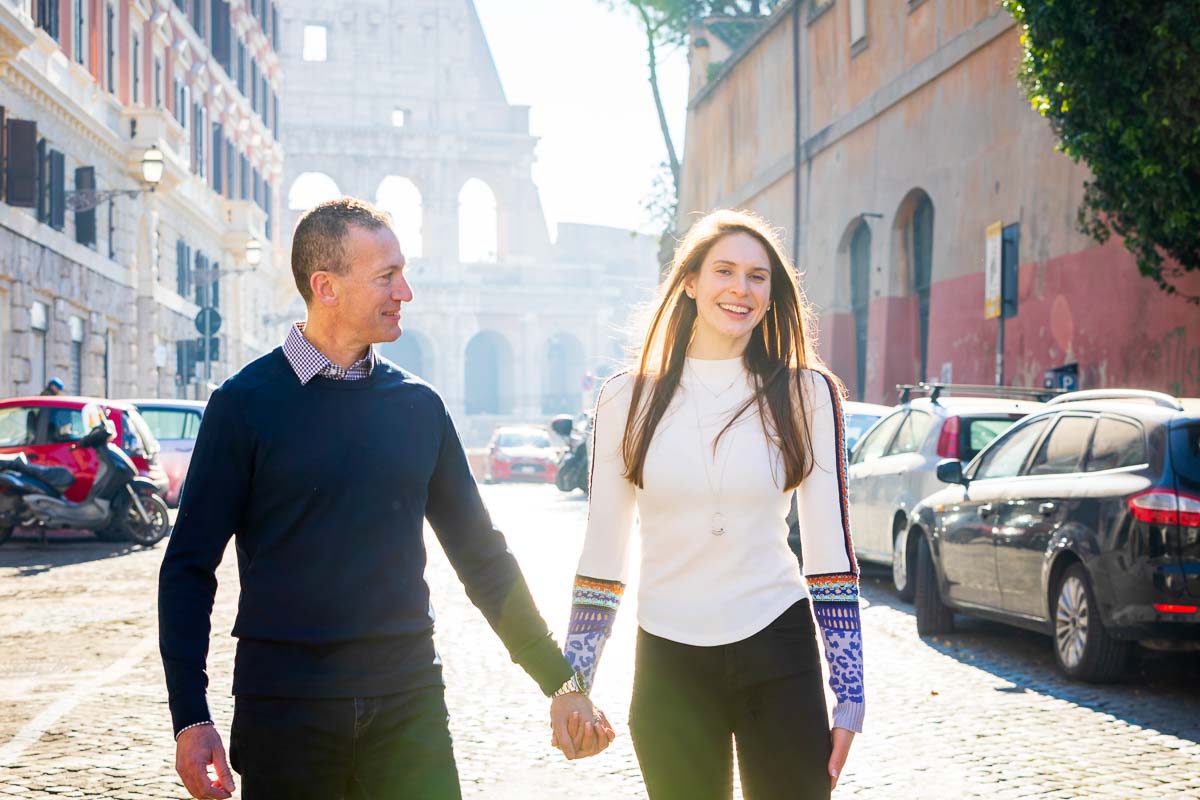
[1005,0,1200,302]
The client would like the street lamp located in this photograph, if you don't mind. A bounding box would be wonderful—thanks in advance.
[245,238,262,267]
[65,145,165,212]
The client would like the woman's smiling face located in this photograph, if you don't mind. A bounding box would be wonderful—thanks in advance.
[684,231,773,357]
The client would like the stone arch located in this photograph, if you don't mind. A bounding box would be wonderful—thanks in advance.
[541,332,586,415]
[375,176,424,258]
[458,177,498,263]
[464,330,514,414]
[377,330,434,384]
[891,188,935,381]
[287,171,342,211]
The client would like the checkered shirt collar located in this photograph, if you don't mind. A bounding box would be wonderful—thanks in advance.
[283,322,376,386]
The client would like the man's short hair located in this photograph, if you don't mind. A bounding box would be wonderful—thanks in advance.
[291,197,393,304]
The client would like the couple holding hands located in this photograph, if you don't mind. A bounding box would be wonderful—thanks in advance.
[159,198,864,799]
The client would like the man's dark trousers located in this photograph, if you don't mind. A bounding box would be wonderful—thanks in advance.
[229,685,461,800]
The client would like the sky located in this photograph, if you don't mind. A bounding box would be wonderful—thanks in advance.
[473,0,689,238]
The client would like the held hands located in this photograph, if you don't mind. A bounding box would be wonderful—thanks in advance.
[549,693,616,760]
[175,723,236,799]
[828,727,855,791]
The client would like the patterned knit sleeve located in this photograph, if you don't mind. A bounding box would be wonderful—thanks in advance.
[795,370,865,733]
[563,373,637,692]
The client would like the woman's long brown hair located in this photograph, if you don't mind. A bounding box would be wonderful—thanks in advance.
[620,209,843,491]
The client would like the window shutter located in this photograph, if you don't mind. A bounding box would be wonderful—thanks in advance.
[49,149,65,230]
[5,119,38,208]
[212,123,223,194]
[212,263,220,309]
[0,106,5,201]
[177,239,186,294]
[74,166,96,246]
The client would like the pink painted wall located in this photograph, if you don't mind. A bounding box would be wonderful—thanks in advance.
[925,240,1200,398]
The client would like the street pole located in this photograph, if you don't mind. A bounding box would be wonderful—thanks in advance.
[995,314,1005,386]
[204,298,211,386]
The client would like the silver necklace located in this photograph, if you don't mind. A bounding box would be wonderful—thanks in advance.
[687,362,737,536]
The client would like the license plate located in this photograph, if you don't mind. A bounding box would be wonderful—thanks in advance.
[515,465,537,473]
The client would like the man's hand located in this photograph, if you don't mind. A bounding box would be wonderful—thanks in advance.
[549,693,615,760]
[828,727,855,791]
[175,723,236,799]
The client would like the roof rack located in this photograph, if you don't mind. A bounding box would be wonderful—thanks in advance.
[895,382,1064,405]
[1046,389,1184,411]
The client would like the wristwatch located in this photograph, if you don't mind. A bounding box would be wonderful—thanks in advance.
[551,670,589,698]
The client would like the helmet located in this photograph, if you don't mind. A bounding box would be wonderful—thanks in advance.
[48,377,64,391]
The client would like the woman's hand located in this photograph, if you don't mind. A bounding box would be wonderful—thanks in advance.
[550,693,615,760]
[829,727,855,790]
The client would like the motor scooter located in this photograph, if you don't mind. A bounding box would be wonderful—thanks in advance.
[0,413,170,547]
[550,412,592,495]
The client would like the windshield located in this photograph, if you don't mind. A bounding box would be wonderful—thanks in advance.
[845,413,882,452]
[0,407,39,447]
[496,431,552,449]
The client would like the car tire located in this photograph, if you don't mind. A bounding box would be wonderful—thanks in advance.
[892,523,915,602]
[1053,563,1130,683]
[915,534,954,635]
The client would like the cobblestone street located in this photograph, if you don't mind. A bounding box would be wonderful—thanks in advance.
[1,483,1197,799]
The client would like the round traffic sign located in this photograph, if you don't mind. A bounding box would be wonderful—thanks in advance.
[195,306,222,336]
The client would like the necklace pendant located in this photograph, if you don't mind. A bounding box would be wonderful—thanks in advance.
[711,511,727,536]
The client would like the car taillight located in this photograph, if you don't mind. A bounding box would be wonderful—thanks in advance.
[936,416,960,459]
[1127,489,1200,527]
[1154,603,1199,614]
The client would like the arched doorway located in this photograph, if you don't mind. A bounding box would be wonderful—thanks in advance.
[287,172,342,211]
[464,331,514,414]
[909,195,934,381]
[849,223,871,400]
[375,176,424,258]
[541,333,585,414]
[458,178,498,263]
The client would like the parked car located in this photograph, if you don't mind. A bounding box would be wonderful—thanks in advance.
[842,400,892,453]
[128,399,206,507]
[908,389,1200,682]
[848,384,1049,600]
[483,426,560,484]
[0,396,169,503]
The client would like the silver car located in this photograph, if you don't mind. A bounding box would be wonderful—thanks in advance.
[848,387,1047,600]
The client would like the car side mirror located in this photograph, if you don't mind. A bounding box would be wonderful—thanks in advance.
[550,415,574,438]
[936,458,967,486]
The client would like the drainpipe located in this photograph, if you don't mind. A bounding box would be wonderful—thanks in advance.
[792,0,802,265]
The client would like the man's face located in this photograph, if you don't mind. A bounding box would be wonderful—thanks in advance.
[326,226,412,345]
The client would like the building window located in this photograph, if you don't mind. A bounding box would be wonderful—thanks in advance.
[106,3,116,92]
[154,57,162,107]
[74,0,87,66]
[176,239,192,298]
[35,0,60,41]
[74,166,96,247]
[69,315,85,394]
[849,0,867,50]
[132,34,141,104]
[107,199,116,259]
[47,149,65,231]
[31,301,49,391]
[303,25,327,62]
[391,108,407,128]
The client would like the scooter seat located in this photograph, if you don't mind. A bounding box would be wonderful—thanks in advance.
[8,461,75,491]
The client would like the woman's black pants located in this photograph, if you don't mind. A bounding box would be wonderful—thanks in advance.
[629,599,832,800]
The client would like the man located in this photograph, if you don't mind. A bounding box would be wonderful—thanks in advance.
[159,198,611,800]
[39,377,64,396]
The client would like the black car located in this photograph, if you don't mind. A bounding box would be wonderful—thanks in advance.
[907,389,1200,682]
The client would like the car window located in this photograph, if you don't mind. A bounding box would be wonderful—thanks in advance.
[120,412,147,454]
[844,413,881,453]
[1027,415,1095,476]
[852,411,906,464]
[497,431,551,448]
[888,410,935,455]
[0,407,39,447]
[962,417,1019,463]
[46,408,86,444]
[1086,417,1147,472]
[973,418,1050,480]
[140,408,200,441]
[1171,423,1200,483]
[127,411,160,455]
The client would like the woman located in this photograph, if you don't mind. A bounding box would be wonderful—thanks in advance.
[550,209,863,799]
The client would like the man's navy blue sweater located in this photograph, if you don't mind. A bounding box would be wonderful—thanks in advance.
[158,349,573,735]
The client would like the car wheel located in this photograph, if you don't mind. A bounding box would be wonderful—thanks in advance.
[914,534,954,635]
[892,523,915,602]
[1053,563,1129,682]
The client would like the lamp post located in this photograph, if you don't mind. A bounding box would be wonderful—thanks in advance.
[191,238,263,385]
[65,146,165,212]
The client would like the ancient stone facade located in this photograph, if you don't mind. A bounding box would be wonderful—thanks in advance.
[278,0,659,444]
